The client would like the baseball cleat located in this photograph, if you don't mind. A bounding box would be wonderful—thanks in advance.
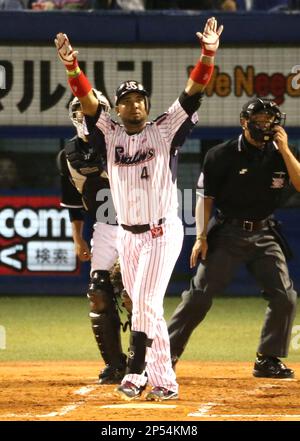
[98,365,126,385]
[253,355,294,379]
[115,381,144,401]
[145,387,178,401]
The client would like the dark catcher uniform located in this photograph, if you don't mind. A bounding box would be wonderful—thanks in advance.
[168,133,299,375]
[57,138,128,384]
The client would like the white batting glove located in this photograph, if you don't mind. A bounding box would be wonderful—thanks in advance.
[196,17,223,56]
[54,32,79,70]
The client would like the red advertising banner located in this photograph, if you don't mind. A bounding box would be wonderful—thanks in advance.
[0,196,79,275]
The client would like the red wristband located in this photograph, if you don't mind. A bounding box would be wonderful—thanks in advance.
[190,61,214,85]
[68,71,92,98]
[202,47,215,57]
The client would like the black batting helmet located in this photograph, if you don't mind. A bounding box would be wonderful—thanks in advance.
[240,98,285,126]
[115,80,150,112]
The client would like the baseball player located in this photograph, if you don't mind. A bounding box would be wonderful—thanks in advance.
[168,98,300,379]
[58,91,130,384]
[54,16,223,401]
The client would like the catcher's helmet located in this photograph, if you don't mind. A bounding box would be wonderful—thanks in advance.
[115,80,150,112]
[69,89,111,137]
[240,98,285,126]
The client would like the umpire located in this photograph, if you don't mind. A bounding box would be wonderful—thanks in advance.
[168,98,300,378]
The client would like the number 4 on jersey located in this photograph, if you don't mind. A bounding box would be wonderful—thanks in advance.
[141,166,150,180]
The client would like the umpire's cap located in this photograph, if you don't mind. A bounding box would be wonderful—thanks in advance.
[240,97,284,125]
[115,80,150,111]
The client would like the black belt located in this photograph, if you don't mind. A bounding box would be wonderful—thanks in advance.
[225,217,270,232]
[121,218,165,234]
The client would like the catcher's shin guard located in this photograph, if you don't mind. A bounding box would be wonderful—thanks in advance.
[88,270,125,368]
[89,312,125,368]
[126,331,153,375]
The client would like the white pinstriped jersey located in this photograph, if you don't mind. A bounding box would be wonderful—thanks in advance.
[92,99,198,225]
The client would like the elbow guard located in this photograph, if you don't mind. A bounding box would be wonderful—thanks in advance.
[179,91,204,116]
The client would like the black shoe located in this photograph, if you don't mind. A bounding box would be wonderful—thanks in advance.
[115,381,145,401]
[253,355,294,379]
[98,364,126,385]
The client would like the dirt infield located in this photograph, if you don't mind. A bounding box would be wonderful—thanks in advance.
[0,361,300,421]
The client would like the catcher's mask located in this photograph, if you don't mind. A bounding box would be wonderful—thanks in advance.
[240,98,286,143]
[69,89,111,138]
[115,80,150,113]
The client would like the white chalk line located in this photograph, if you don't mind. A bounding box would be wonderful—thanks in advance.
[73,385,97,396]
[192,414,300,419]
[188,402,217,417]
[188,402,300,419]
[101,403,177,409]
[1,385,97,419]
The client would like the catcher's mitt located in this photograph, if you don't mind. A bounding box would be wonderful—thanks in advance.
[110,260,124,295]
[121,290,132,315]
[110,261,133,316]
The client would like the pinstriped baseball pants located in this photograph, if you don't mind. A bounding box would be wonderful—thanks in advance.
[117,217,184,392]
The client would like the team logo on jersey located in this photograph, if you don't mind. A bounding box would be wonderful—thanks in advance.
[114,146,155,166]
[150,226,163,239]
[270,171,286,189]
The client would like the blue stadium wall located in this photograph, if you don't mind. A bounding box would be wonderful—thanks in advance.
[0,10,300,296]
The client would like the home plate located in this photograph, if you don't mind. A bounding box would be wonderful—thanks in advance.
[101,404,177,409]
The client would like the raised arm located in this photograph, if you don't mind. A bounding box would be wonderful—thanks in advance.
[54,33,98,116]
[185,17,223,96]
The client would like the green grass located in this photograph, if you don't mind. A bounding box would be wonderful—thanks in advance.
[0,296,300,362]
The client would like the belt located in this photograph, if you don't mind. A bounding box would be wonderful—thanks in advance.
[121,218,165,234]
[225,218,270,232]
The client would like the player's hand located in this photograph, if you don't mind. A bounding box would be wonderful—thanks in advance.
[273,126,289,152]
[190,238,208,268]
[54,32,79,69]
[197,17,223,55]
[74,238,91,262]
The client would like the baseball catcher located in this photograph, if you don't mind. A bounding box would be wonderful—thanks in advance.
[58,90,132,384]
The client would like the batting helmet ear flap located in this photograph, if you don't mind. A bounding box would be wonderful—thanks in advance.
[144,96,151,114]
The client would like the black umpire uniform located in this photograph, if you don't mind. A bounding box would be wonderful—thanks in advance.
[168,98,299,378]
[57,136,127,384]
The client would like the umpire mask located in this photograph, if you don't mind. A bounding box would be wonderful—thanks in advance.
[240,98,286,143]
